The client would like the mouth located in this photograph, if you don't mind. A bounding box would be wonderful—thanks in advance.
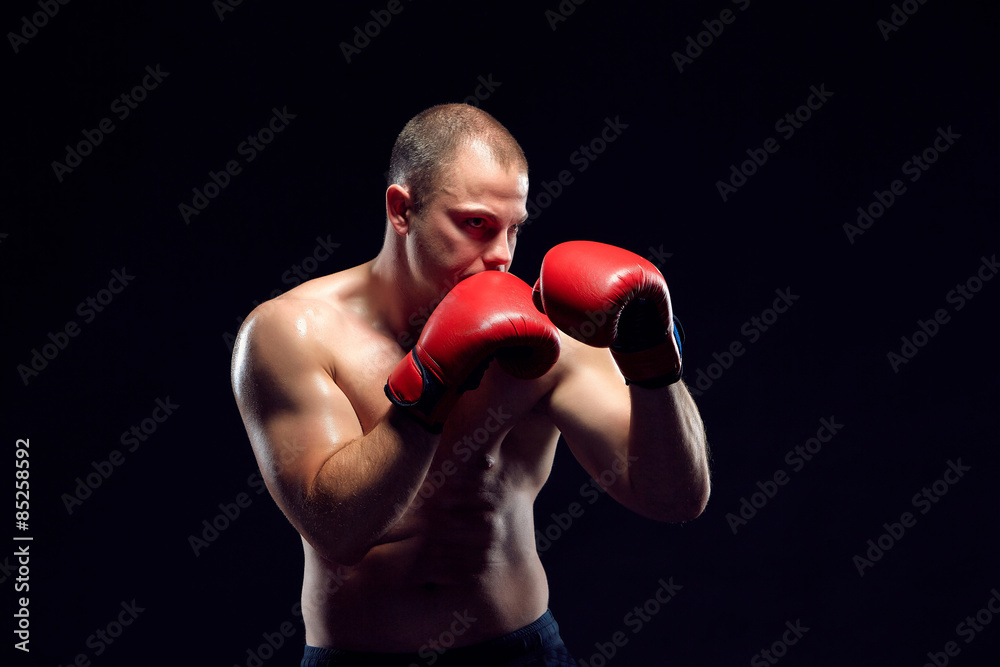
[453,266,507,286]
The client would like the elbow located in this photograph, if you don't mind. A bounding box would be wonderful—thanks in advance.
[674,479,711,522]
[647,499,707,524]
[673,493,709,523]
[309,533,369,567]
[638,481,710,524]
[329,546,367,567]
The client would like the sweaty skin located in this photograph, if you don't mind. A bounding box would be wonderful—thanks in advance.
[231,141,709,651]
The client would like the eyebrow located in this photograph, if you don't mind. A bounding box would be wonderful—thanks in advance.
[450,206,527,226]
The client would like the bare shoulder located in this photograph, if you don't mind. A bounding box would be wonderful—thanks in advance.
[231,264,370,400]
[235,289,336,369]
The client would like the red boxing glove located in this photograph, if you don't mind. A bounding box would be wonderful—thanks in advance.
[534,240,683,388]
[385,271,561,432]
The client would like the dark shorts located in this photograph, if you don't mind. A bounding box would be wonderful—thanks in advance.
[300,610,577,666]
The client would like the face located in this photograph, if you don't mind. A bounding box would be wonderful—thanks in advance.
[405,140,528,296]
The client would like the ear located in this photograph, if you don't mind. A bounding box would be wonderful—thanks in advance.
[385,184,413,236]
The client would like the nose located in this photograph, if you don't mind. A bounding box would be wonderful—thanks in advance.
[482,231,513,270]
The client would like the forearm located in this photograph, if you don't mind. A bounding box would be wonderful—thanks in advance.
[626,379,710,521]
[301,407,439,564]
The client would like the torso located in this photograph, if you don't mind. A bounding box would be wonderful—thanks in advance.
[284,264,565,651]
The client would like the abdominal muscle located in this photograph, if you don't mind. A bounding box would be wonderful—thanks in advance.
[300,438,554,651]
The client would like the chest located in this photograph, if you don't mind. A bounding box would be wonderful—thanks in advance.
[332,328,560,487]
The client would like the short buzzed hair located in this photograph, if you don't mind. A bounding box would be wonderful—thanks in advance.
[388,104,527,213]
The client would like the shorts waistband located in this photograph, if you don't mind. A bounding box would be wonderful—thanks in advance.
[302,609,562,666]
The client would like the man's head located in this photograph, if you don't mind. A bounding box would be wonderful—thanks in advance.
[383,105,530,296]
[388,104,528,214]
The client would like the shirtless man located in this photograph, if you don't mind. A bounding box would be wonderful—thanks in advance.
[231,104,710,666]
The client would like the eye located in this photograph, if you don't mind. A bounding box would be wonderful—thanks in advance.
[509,223,525,237]
[466,217,487,228]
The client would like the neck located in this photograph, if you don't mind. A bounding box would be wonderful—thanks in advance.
[369,241,435,350]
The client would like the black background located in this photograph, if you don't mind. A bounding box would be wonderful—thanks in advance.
[4,0,999,665]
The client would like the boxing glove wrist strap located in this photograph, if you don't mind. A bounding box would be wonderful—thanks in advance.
[384,350,448,433]
[384,350,496,434]
[611,315,685,388]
